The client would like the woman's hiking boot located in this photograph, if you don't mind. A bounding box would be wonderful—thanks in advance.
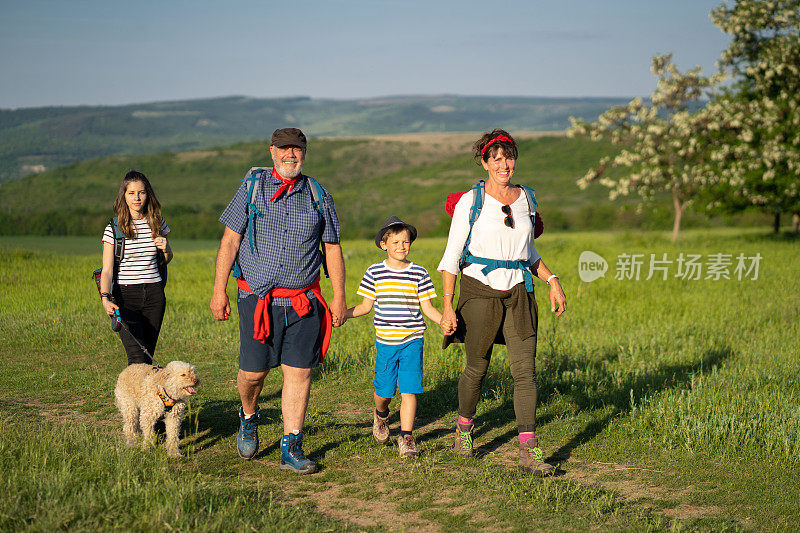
[454,420,474,457]
[373,410,390,445]
[518,436,555,476]
[398,434,419,458]
[237,406,260,460]
[280,432,318,475]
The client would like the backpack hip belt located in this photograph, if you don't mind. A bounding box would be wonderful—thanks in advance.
[463,254,535,292]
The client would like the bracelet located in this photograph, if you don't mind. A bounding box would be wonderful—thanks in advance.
[100,292,113,300]
[546,274,558,284]
[443,293,454,296]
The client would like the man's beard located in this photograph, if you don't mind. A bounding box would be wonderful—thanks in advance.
[273,158,303,179]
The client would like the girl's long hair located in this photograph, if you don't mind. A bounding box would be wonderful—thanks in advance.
[112,170,163,239]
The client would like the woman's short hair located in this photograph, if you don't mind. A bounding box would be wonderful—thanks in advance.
[473,129,518,164]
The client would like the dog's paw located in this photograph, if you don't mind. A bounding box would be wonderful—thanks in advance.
[167,448,184,458]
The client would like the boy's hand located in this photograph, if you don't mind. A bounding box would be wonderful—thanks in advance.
[330,296,347,327]
[440,308,457,335]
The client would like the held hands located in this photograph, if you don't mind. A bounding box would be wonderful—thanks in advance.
[329,297,347,328]
[440,308,457,336]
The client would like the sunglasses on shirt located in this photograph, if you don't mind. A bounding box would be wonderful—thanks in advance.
[501,205,514,228]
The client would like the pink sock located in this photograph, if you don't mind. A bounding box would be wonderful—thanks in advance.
[518,432,536,445]
[458,416,473,426]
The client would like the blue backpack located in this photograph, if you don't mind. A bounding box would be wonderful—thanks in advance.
[231,167,329,280]
[459,180,539,291]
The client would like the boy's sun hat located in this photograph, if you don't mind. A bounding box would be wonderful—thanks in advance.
[375,216,417,249]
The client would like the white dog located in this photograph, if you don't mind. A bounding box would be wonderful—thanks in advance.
[114,361,200,457]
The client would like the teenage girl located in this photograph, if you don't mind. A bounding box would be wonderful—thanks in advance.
[99,170,173,365]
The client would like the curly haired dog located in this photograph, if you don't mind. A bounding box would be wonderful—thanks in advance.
[114,361,199,457]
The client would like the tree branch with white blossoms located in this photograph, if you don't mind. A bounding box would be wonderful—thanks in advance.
[568,54,724,242]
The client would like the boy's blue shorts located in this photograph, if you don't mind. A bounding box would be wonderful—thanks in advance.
[374,338,424,398]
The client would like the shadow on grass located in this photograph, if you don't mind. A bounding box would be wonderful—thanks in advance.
[434,344,732,467]
[544,345,731,463]
[189,390,280,454]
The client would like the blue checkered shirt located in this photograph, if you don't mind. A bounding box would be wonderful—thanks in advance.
[219,167,341,305]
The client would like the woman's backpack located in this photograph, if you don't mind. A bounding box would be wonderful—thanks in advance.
[92,217,168,295]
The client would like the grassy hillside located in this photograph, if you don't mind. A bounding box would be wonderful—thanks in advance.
[0,95,629,181]
[0,132,769,239]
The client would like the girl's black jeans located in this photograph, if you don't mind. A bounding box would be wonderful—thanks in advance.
[113,282,166,365]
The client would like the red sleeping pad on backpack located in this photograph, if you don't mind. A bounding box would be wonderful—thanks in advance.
[445,191,544,238]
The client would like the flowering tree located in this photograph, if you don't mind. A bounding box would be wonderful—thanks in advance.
[705,0,800,232]
[567,55,722,242]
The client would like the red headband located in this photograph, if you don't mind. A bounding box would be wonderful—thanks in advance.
[480,135,515,159]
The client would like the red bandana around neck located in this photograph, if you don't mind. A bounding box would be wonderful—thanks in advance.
[269,168,300,201]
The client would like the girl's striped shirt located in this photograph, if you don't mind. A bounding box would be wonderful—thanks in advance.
[356,261,436,345]
[102,217,170,285]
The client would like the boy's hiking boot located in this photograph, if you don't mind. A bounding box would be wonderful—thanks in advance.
[518,436,555,476]
[398,434,419,458]
[237,406,260,460]
[280,432,318,475]
[453,420,474,457]
[373,410,390,445]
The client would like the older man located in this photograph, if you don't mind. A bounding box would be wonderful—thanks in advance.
[210,128,346,474]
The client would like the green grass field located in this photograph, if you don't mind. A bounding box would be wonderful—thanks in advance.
[1,229,798,531]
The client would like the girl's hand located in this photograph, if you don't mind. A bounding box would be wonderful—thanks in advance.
[154,236,168,251]
[102,299,119,317]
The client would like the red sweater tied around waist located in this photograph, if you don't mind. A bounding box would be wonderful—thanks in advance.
[237,276,332,360]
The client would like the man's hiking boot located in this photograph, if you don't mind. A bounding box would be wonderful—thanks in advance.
[280,432,318,475]
[373,410,390,445]
[237,406,260,460]
[453,420,474,457]
[398,434,419,458]
[519,436,555,476]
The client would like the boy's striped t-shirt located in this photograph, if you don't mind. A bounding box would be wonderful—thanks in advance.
[356,261,437,345]
[102,217,170,285]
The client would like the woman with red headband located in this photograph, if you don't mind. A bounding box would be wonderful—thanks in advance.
[437,128,566,476]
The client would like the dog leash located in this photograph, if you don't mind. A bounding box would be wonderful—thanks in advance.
[111,310,163,369]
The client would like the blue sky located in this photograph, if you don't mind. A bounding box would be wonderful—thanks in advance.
[0,0,731,109]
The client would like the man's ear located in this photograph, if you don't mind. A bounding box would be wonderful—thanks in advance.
[379,240,388,250]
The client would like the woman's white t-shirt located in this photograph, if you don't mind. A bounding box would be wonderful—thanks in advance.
[102,217,170,285]
[438,189,540,291]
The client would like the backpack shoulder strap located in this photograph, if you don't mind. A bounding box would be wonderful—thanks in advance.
[460,181,485,267]
[245,167,263,206]
[468,180,485,226]
[110,217,124,282]
[305,175,330,278]
[111,217,124,261]
[519,185,538,215]
[243,168,265,254]
[305,175,326,215]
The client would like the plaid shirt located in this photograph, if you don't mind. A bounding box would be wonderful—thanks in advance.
[220,167,341,305]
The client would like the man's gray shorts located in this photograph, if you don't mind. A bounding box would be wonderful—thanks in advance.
[238,293,323,372]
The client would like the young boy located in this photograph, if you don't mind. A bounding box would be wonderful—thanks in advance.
[345,216,443,457]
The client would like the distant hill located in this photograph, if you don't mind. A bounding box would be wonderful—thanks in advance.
[0,95,630,182]
[0,131,747,240]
